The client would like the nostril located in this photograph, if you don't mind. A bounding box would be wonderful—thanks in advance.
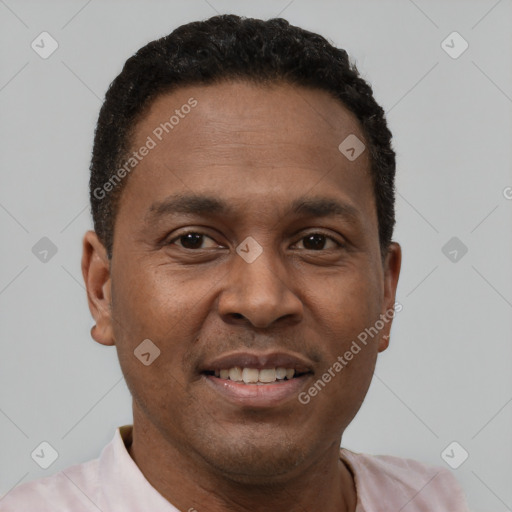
[231,313,244,320]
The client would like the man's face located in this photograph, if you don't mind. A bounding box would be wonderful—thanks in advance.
[86,81,400,481]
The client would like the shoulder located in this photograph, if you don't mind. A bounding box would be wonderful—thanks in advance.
[341,449,470,512]
[0,426,132,511]
[0,458,100,512]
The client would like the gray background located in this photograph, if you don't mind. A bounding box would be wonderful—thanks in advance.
[1,0,511,510]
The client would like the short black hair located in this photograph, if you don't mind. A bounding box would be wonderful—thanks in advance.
[90,14,395,259]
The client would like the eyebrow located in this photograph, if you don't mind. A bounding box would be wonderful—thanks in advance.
[148,194,234,219]
[146,193,361,225]
[290,197,360,224]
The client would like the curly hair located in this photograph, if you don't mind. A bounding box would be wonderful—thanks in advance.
[90,14,395,259]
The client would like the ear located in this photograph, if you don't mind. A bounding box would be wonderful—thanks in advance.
[81,230,115,346]
[378,242,402,353]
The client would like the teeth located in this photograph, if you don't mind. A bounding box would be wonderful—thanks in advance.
[242,368,259,383]
[214,367,297,384]
[228,367,243,382]
[276,367,287,380]
[259,369,276,383]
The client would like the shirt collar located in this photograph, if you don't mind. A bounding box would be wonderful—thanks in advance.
[98,425,179,511]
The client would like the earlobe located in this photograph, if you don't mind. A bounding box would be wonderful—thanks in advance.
[378,334,390,353]
[82,231,115,346]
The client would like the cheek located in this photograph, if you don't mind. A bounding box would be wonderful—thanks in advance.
[308,267,382,343]
[109,261,217,397]
[303,268,382,405]
[111,260,214,338]
[108,268,184,393]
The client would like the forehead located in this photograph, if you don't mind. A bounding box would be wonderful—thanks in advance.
[119,80,375,229]
[132,80,368,167]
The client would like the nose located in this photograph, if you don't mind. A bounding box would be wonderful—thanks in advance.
[217,249,303,329]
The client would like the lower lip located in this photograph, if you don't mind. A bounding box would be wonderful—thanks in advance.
[203,374,311,407]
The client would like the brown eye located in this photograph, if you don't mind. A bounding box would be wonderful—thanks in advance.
[171,232,218,249]
[295,233,340,251]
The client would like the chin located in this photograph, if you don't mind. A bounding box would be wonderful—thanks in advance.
[195,428,309,483]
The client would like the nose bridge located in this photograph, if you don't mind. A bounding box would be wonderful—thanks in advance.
[218,240,302,328]
[239,248,285,299]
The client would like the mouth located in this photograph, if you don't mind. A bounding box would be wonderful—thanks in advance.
[203,367,309,384]
[200,351,314,407]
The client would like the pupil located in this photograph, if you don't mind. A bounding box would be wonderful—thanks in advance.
[181,233,203,249]
[304,234,325,250]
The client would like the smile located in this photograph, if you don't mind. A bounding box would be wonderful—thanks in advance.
[205,367,303,384]
[200,351,314,406]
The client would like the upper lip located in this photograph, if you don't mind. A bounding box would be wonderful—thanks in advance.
[200,351,314,374]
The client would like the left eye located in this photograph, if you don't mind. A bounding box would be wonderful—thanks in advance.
[293,233,340,251]
[170,232,220,250]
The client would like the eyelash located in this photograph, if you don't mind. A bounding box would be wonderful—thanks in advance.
[168,230,343,250]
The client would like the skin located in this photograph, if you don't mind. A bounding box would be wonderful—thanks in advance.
[82,81,401,512]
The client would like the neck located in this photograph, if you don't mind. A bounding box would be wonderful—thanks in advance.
[126,415,357,512]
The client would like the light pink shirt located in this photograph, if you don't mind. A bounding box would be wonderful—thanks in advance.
[1,425,470,511]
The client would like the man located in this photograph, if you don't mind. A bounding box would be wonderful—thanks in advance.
[2,14,469,511]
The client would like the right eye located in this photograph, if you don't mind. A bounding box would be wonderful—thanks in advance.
[168,232,220,250]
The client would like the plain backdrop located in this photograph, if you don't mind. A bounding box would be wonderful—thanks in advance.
[1,1,511,510]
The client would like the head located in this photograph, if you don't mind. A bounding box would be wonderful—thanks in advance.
[82,14,401,482]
